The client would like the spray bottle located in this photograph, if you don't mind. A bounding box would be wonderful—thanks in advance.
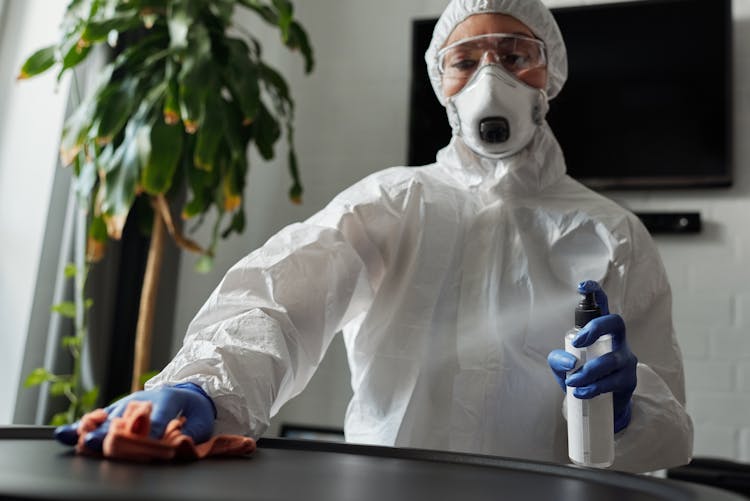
[565,291,614,468]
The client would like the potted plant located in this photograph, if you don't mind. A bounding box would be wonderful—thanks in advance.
[19,0,313,423]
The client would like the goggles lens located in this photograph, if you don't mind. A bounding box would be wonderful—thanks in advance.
[438,34,547,81]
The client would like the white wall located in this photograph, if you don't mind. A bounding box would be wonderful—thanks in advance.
[618,0,750,460]
[0,0,69,424]
[577,0,750,462]
[168,0,750,461]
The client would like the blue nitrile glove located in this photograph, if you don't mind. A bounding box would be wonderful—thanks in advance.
[547,280,638,433]
[55,382,216,452]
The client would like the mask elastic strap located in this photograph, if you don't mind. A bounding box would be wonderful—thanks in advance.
[532,89,549,126]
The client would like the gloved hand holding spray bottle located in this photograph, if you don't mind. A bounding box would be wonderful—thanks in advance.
[548,281,638,468]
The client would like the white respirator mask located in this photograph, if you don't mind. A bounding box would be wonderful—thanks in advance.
[447,64,548,159]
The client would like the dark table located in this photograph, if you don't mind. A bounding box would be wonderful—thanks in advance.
[0,426,744,501]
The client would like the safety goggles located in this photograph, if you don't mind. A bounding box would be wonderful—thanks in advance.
[437,33,547,81]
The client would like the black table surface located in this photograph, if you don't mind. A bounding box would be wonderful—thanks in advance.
[0,426,744,501]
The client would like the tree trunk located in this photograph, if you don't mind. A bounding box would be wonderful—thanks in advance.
[130,207,166,392]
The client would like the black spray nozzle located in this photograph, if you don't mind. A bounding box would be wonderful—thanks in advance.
[575,291,602,328]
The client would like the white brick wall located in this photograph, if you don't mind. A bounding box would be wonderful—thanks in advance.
[686,362,736,393]
[690,394,750,428]
[738,293,750,330]
[736,360,750,391]
[610,0,750,462]
[696,424,738,459]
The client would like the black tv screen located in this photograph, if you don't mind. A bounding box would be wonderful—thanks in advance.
[407,0,733,189]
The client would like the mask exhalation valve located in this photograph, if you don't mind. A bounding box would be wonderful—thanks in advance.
[479,117,510,143]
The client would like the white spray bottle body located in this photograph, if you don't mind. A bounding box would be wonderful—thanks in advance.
[565,331,614,467]
[565,290,614,468]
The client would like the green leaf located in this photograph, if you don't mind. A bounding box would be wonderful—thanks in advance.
[272,0,293,42]
[89,214,108,242]
[49,380,72,397]
[50,412,71,427]
[215,152,241,212]
[220,97,252,164]
[288,21,314,74]
[60,40,92,76]
[137,81,169,123]
[60,103,94,166]
[224,39,260,124]
[259,61,291,107]
[163,73,181,124]
[272,0,294,17]
[208,0,235,23]
[195,254,214,273]
[87,211,108,261]
[81,387,100,411]
[64,263,78,278]
[237,0,278,25]
[167,1,198,50]
[193,93,223,171]
[167,18,189,50]
[52,301,77,319]
[75,154,98,199]
[81,14,142,44]
[112,31,169,74]
[226,153,246,198]
[182,170,212,220]
[182,137,218,219]
[101,120,148,221]
[88,0,119,22]
[24,368,55,387]
[177,24,212,132]
[17,45,57,80]
[221,207,246,239]
[58,64,114,165]
[139,370,159,386]
[178,79,207,134]
[182,192,209,219]
[287,148,302,204]
[96,138,123,175]
[253,102,280,160]
[140,118,183,194]
[89,77,140,145]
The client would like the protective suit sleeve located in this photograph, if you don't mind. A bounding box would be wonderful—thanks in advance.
[609,215,693,472]
[146,169,416,438]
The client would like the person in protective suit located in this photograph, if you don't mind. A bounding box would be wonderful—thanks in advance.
[56,0,694,472]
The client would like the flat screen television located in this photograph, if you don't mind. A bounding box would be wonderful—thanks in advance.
[407,0,733,190]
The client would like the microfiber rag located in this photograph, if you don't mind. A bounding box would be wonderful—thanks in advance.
[74,400,256,462]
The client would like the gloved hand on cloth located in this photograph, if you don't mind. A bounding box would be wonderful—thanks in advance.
[55,383,255,462]
[547,280,638,433]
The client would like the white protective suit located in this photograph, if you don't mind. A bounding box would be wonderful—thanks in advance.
[148,0,693,473]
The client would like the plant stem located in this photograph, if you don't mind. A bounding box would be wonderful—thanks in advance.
[130,203,166,392]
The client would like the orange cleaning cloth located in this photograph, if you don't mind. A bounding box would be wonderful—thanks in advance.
[74,401,256,462]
